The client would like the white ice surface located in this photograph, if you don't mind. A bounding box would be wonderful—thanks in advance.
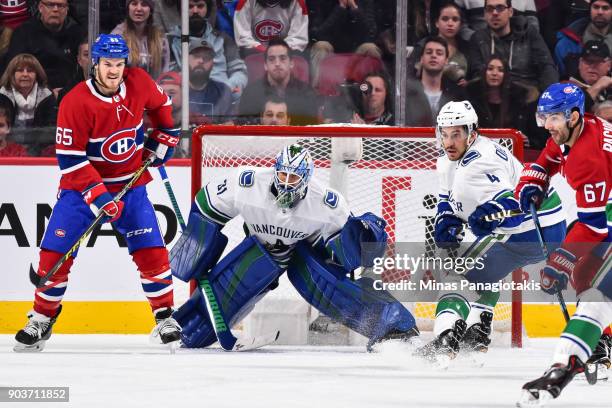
[0,335,608,408]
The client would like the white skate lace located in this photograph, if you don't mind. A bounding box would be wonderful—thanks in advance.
[23,316,49,337]
[156,317,180,335]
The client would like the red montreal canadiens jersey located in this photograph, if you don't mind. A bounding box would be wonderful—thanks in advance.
[535,113,612,255]
[56,67,173,193]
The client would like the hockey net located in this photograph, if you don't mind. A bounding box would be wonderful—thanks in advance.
[191,125,525,347]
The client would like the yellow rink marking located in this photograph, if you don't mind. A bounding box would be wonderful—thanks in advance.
[0,301,581,337]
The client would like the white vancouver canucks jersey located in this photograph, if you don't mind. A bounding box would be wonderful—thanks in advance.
[437,136,565,235]
[195,167,351,264]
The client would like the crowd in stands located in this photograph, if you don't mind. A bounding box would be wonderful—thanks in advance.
[0,0,611,158]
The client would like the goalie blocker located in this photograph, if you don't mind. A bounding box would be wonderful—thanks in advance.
[172,210,417,349]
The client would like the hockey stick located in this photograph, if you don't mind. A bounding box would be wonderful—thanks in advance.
[482,208,523,223]
[528,202,548,259]
[30,156,156,288]
[160,170,279,351]
[158,166,186,229]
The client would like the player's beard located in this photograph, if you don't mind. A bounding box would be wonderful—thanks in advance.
[95,69,122,95]
[549,126,571,145]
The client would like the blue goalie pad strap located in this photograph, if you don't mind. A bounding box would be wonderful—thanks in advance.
[169,210,228,282]
[288,242,416,342]
[325,212,388,272]
[174,236,282,348]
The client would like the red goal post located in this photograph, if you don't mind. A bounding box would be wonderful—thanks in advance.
[191,125,525,347]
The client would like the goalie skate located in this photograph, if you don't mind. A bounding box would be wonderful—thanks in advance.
[517,355,585,407]
[14,305,62,353]
[150,308,181,348]
[366,327,421,352]
[414,319,466,368]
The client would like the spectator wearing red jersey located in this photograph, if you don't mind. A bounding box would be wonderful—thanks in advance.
[0,0,30,30]
[0,0,30,58]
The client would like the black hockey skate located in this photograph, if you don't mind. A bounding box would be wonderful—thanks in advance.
[587,333,611,369]
[585,333,611,382]
[462,311,493,353]
[14,305,62,353]
[366,327,420,352]
[151,308,181,345]
[414,319,467,364]
[518,355,585,407]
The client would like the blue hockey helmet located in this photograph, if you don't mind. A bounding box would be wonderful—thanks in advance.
[91,34,129,66]
[273,144,314,209]
[536,83,585,127]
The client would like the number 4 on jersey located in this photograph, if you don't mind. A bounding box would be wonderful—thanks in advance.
[486,173,500,183]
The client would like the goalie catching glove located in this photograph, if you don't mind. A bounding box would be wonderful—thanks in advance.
[82,183,124,223]
[145,128,180,166]
[515,163,549,213]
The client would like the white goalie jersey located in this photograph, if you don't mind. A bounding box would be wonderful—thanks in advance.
[195,167,351,265]
[437,136,565,235]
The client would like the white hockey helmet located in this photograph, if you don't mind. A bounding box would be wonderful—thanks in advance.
[436,100,479,141]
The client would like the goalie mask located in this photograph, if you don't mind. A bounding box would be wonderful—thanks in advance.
[272,144,314,209]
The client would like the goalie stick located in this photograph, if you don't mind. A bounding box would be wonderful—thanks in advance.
[158,165,186,228]
[30,155,156,288]
[161,169,279,351]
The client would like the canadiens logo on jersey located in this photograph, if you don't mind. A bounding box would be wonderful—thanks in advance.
[0,0,29,29]
[254,20,283,41]
[100,128,138,163]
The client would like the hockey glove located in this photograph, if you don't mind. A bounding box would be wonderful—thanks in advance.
[468,201,503,237]
[540,248,577,295]
[434,211,465,249]
[83,183,124,223]
[144,128,180,166]
[515,163,549,213]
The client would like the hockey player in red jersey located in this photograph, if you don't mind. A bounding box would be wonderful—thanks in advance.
[515,83,612,405]
[14,34,181,352]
